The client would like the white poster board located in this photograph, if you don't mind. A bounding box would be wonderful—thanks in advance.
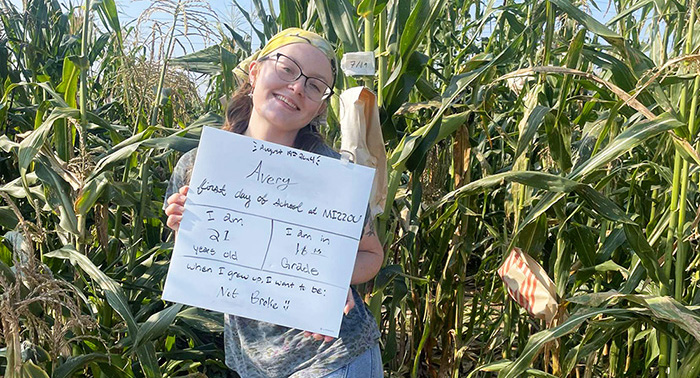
[162,126,375,337]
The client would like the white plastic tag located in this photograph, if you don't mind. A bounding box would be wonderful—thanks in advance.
[341,52,376,76]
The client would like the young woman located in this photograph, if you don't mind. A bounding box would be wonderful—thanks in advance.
[164,28,385,378]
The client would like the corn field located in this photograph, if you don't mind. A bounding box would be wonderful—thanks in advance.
[1,0,700,377]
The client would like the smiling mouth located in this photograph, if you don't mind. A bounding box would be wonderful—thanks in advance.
[274,94,299,110]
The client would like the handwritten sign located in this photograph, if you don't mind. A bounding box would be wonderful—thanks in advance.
[341,52,376,76]
[162,127,375,337]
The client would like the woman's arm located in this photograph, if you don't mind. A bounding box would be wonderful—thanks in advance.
[305,219,383,342]
[351,218,384,284]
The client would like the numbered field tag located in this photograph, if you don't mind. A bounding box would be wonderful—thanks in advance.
[162,127,375,338]
[341,52,376,76]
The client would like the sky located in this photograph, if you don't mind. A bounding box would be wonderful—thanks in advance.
[115,0,259,54]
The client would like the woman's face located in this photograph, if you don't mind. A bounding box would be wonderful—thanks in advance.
[248,43,333,144]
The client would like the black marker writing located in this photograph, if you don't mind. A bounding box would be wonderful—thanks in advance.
[222,250,238,261]
[187,262,212,273]
[193,245,215,256]
[217,286,239,299]
[273,198,304,212]
[246,160,296,191]
[322,209,362,224]
[250,290,279,310]
[223,213,244,225]
[234,188,251,208]
[252,141,283,156]
[208,228,230,242]
[197,178,226,196]
[280,257,319,276]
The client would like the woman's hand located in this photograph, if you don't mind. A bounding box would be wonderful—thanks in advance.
[303,288,355,342]
[165,186,189,231]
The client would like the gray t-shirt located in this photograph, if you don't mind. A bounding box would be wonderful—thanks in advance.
[164,143,381,378]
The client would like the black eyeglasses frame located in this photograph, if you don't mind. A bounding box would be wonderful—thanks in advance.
[258,52,334,102]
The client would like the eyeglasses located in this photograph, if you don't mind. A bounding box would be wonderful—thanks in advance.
[259,53,334,102]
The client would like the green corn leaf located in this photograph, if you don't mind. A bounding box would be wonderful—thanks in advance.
[171,45,238,75]
[571,113,683,180]
[679,343,700,378]
[91,142,143,179]
[622,224,666,284]
[545,111,573,172]
[606,0,654,26]
[18,107,117,176]
[177,307,224,333]
[555,226,572,297]
[75,172,109,216]
[93,363,130,378]
[580,48,639,92]
[568,292,700,341]
[578,260,630,277]
[356,0,375,17]
[53,353,109,378]
[374,264,404,292]
[224,24,252,55]
[517,214,548,258]
[45,246,139,336]
[278,0,302,29]
[568,224,596,268]
[384,51,430,129]
[576,183,664,284]
[391,34,523,170]
[95,0,122,42]
[468,360,557,378]
[56,57,79,108]
[135,342,162,378]
[621,258,647,294]
[398,0,447,64]
[2,81,69,108]
[631,295,700,342]
[671,134,700,166]
[562,323,629,376]
[134,304,183,349]
[0,134,18,152]
[18,109,64,175]
[251,0,277,39]
[510,113,683,243]
[597,228,627,262]
[549,0,625,49]
[141,136,200,152]
[433,171,581,209]
[498,308,631,378]
[574,186,634,225]
[515,105,549,161]
[232,1,267,44]
[0,207,19,229]
[20,360,50,378]
[89,33,110,64]
[320,0,360,51]
[34,155,79,235]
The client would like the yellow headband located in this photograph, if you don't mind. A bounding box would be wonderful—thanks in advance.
[234,28,336,87]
